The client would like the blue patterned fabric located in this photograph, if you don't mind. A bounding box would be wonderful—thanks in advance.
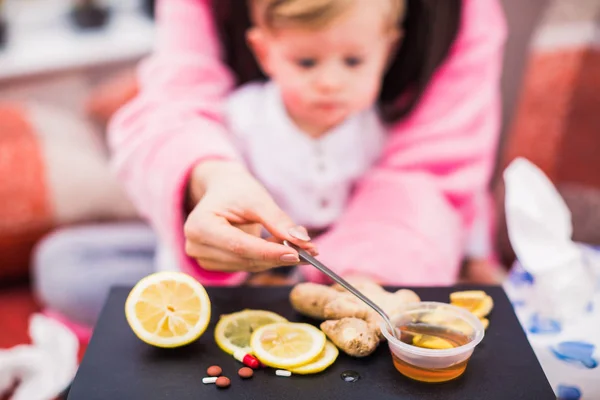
[503,245,600,399]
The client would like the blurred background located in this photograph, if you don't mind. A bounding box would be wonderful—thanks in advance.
[0,0,153,281]
[0,0,599,396]
[0,0,156,370]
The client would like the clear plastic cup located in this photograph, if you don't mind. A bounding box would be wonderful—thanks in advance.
[380,301,485,383]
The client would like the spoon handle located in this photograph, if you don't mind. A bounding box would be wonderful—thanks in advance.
[283,241,396,336]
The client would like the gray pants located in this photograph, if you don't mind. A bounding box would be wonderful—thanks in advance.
[32,223,157,327]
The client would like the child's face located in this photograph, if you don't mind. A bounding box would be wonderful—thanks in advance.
[250,0,399,134]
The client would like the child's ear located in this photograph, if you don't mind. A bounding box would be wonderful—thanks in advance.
[246,27,272,76]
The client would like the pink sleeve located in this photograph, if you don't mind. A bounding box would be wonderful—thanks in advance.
[303,0,507,286]
[108,0,247,285]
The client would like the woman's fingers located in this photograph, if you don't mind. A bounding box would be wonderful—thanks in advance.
[185,241,298,273]
[233,222,314,254]
[184,163,318,273]
[265,236,319,256]
[248,199,317,252]
[185,215,300,268]
[185,243,265,272]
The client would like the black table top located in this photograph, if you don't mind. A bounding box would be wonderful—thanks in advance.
[67,285,555,400]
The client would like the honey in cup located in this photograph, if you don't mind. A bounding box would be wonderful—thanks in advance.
[380,302,485,383]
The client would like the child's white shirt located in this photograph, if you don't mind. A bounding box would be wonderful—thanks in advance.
[225,81,387,230]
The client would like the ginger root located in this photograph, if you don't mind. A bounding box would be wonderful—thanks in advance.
[289,279,420,357]
[320,319,379,357]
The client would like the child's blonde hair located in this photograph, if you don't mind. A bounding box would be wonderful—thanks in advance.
[250,0,405,32]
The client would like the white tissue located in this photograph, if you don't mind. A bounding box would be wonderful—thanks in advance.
[0,314,79,400]
[504,158,595,320]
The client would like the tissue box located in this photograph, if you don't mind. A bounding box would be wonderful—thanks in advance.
[503,244,600,400]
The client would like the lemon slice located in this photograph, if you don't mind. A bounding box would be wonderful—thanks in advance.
[214,309,287,355]
[289,341,339,374]
[250,322,326,369]
[450,290,494,318]
[125,271,211,348]
[480,318,489,330]
[412,334,454,350]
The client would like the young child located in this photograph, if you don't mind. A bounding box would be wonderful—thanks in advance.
[224,0,403,239]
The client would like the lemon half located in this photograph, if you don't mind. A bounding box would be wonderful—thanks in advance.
[125,271,211,348]
[450,290,494,318]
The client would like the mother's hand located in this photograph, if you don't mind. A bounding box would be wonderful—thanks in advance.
[184,160,317,272]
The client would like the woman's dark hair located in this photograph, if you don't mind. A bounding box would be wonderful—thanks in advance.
[212,0,462,123]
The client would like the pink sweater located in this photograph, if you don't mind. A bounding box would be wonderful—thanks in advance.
[108,0,507,286]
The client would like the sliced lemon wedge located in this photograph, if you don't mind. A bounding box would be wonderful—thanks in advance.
[289,340,339,374]
[412,334,454,350]
[450,290,494,318]
[214,309,287,355]
[124,271,211,348]
[250,322,326,369]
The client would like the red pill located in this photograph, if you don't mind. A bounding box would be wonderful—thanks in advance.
[233,350,261,369]
[216,376,231,388]
[207,365,222,376]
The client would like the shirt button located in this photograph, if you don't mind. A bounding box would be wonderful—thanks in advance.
[317,161,326,172]
[320,198,330,208]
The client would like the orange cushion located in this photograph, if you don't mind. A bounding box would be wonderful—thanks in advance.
[0,104,53,282]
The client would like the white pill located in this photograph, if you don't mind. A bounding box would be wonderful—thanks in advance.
[275,369,292,377]
[202,377,218,384]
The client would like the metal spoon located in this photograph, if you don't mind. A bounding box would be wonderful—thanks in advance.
[283,240,397,338]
